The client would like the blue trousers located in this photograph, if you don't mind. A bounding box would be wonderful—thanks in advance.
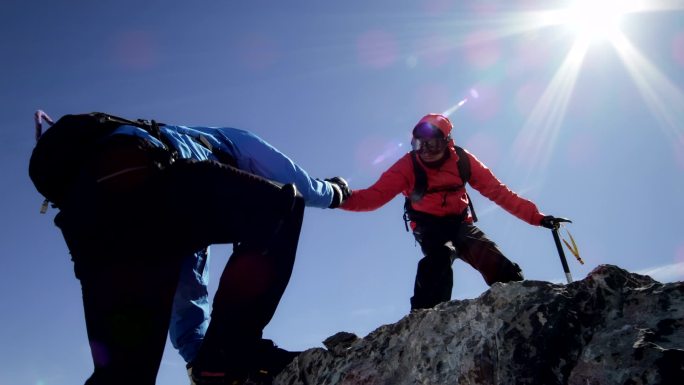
[169,248,211,363]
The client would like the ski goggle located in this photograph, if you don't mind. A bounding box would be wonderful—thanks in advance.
[412,122,443,139]
[411,136,448,153]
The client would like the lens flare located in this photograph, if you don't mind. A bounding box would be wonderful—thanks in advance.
[674,31,684,68]
[611,32,684,143]
[513,39,587,177]
[563,0,627,43]
[356,29,399,69]
[675,140,684,170]
[237,34,280,70]
[468,85,502,122]
[372,142,404,165]
[442,98,468,118]
[113,30,158,71]
[463,30,502,68]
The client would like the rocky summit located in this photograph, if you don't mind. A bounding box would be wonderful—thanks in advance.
[275,265,683,385]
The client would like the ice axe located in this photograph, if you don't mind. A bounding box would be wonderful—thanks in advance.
[549,217,575,283]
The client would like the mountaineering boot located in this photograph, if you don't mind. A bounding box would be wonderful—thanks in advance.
[187,340,299,385]
[188,365,246,385]
[243,339,301,384]
[187,350,249,385]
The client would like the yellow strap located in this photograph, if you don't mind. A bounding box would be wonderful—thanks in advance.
[560,224,584,265]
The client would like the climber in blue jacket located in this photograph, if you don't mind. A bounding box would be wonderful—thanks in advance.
[114,124,339,357]
[157,125,349,381]
[40,115,350,385]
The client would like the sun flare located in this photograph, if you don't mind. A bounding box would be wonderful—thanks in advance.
[509,0,684,175]
[566,0,625,41]
[545,0,632,43]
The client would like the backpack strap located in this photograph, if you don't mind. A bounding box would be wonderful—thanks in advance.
[403,146,477,230]
[92,113,179,161]
[409,151,427,203]
[453,145,470,183]
[95,112,237,167]
[453,146,477,222]
[195,133,237,167]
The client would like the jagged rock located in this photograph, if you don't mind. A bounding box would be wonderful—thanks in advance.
[275,265,683,385]
[323,331,360,356]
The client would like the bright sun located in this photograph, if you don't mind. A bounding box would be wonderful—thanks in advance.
[546,0,632,43]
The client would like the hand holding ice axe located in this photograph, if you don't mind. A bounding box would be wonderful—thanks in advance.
[541,216,583,284]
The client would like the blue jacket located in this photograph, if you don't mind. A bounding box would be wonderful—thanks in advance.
[113,124,336,208]
[113,123,334,362]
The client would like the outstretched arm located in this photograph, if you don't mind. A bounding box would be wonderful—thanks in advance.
[465,150,546,226]
[339,155,413,212]
[206,127,336,209]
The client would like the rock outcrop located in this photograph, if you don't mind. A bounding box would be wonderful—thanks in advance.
[275,265,683,385]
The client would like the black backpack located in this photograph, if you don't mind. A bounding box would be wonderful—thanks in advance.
[29,112,176,211]
[403,145,477,230]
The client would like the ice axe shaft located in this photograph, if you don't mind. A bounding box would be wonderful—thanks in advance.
[552,227,573,283]
[549,217,573,283]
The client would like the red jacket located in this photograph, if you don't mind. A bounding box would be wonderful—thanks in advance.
[340,146,545,226]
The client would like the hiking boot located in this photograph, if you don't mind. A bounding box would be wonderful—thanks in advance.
[244,340,300,384]
[187,361,248,385]
[188,340,299,385]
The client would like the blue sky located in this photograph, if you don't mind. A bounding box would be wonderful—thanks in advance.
[1,1,683,384]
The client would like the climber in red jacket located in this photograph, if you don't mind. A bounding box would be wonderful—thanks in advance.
[328,113,560,310]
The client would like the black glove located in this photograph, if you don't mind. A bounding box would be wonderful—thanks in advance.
[540,215,557,229]
[326,176,351,208]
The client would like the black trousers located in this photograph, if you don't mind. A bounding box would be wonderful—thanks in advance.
[410,216,523,310]
[55,158,304,385]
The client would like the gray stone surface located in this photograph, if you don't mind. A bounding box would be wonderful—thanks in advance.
[275,265,683,385]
